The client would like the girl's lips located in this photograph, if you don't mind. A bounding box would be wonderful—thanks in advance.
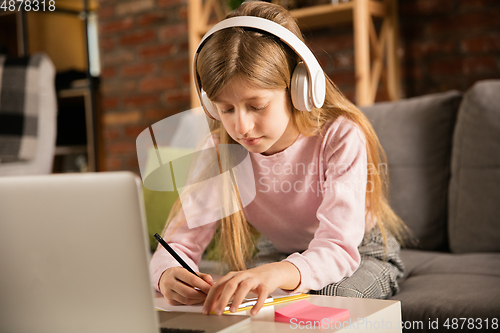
[241,136,262,145]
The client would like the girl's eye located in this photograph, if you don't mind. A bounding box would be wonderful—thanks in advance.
[251,103,268,111]
[219,103,268,114]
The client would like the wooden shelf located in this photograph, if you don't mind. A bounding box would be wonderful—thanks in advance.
[56,86,96,172]
[58,87,91,98]
[54,145,88,156]
[188,0,401,107]
[291,3,355,29]
[55,0,99,12]
[290,1,385,30]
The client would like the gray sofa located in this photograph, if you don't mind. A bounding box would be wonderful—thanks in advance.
[362,80,500,332]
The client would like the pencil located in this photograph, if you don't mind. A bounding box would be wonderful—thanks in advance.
[218,293,310,314]
[154,233,200,277]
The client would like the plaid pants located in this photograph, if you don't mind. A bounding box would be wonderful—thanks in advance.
[250,227,404,299]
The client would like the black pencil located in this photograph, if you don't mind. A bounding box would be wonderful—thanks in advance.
[154,233,200,277]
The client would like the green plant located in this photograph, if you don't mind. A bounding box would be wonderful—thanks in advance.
[228,0,245,10]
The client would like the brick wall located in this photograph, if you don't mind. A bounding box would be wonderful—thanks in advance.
[307,26,357,101]
[98,0,190,172]
[399,0,500,96]
[98,0,500,173]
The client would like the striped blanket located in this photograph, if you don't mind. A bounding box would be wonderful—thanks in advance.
[0,53,46,164]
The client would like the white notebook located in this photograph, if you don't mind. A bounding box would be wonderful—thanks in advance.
[154,288,307,313]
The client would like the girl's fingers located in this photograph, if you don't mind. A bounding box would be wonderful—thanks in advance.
[202,271,238,315]
[250,288,270,315]
[161,268,212,305]
[202,270,272,316]
[228,279,256,313]
[202,281,225,314]
[177,270,213,295]
[214,277,243,315]
[198,272,214,286]
[173,278,207,302]
[166,288,202,305]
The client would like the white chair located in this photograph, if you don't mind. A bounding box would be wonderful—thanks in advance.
[0,52,57,176]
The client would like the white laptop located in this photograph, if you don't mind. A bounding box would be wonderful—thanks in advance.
[0,172,250,333]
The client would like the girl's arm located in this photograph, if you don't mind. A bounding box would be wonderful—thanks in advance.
[150,207,219,293]
[282,119,368,293]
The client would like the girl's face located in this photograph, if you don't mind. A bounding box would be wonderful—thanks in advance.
[212,77,300,156]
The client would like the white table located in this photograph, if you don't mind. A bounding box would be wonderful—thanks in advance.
[230,295,402,333]
[155,293,402,332]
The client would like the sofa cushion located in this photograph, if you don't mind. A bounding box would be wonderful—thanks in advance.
[449,80,500,253]
[391,250,500,332]
[361,91,462,251]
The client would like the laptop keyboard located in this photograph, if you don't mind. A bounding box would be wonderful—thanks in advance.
[160,329,205,333]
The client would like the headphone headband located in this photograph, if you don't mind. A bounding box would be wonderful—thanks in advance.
[193,16,326,118]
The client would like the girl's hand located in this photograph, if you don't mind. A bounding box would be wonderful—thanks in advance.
[159,267,214,305]
[202,261,300,316]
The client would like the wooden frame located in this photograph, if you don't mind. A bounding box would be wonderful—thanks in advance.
[188,0,401,107]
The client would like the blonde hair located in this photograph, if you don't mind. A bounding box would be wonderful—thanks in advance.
[163,1,409,271]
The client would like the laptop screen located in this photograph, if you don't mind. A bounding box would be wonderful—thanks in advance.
[0,172,159,333]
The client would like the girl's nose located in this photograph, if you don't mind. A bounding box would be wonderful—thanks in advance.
[235,109,254,136]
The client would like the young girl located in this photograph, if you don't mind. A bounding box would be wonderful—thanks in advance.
[150,1,408,316]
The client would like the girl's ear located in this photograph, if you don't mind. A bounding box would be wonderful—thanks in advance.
[201,90,221,121]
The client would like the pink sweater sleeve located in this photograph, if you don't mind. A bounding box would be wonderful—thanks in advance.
[283,121,367,293]
[150,134,220,292]
[149,201,219,293]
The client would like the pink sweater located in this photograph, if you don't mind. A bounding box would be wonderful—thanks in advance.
[150,115,368,293]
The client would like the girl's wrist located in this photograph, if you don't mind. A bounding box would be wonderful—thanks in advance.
[269,261,301,291]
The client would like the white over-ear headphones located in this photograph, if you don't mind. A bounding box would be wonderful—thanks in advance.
[192,16,326,121]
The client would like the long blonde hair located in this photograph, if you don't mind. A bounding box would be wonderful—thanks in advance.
[164,1,409,271]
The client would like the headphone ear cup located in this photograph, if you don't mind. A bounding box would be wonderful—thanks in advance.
[290,62,313,112]
[201,89,220,120]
